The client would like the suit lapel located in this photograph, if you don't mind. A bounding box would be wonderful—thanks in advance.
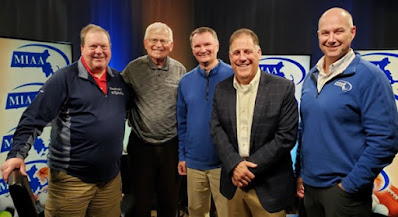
[228,84,238,142]
[251,72,269,147]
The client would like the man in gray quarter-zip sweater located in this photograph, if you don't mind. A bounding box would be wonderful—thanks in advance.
[122,22,186,217]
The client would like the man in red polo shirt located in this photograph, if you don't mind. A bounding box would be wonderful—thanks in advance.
[1,24,129,217]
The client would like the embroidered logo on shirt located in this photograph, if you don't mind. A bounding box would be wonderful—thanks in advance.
[109,87,124,96]
[334,80,352,92]
[165,78,179,88]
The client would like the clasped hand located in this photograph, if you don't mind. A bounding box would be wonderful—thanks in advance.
[231,160,257,188]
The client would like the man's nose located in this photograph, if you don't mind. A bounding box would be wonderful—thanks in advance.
[155,40,163,46]
[94,46,103,53]
[327,33,336,43]
[239,52,247,61]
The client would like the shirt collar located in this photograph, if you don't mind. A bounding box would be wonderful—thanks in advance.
[147,55,170,71]
[233,68,261,92]
[198,59,222,77]
[78,57,113,79]
[81,56,107,80]
[316,49,355,76]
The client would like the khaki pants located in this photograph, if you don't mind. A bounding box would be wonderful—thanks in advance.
[187,168,228,217]
[45,170,122,217]
[228,188,286,217]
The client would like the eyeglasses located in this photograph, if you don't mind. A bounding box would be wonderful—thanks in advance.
[147,38,170,45]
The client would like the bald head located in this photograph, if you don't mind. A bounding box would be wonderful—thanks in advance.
[319,7,353,29]
[317,7,356,68]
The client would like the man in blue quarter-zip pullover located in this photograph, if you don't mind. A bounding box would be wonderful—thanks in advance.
[296,7,398,217]
[177,27,233,217]
[1,24,129,217]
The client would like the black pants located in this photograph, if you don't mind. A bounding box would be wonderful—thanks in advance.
[126,133,179,217]
[303,183,372,217]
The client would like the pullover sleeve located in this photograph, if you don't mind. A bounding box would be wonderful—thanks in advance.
[342,66,398,193]
[177,81,187,162]
[7,71,68,160]
[295,119,303,177]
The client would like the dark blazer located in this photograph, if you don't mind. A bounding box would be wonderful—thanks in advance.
[210,71,298,213]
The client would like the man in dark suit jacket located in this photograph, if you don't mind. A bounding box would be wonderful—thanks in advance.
[210,28,298,217]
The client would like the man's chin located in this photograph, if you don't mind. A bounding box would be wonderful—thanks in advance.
[236,70,252,77]
[323,49,342,57]
[324,47,341,54]
[151,51,165,56]
[198,58,210,64]
[91,65,106,71]
[151,55,167,61]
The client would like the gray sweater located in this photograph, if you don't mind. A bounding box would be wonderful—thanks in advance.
[122,55,186,144]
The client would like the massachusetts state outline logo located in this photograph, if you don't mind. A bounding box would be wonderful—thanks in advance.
[0,38,71,211]
[358,51,398,102]
[358,50,398,216]
[5,83,44,110]
[259,55,309,85]
[10,43,70,77]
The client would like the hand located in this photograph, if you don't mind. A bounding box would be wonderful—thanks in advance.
[232,160,257,188]
[338,182,345,191]
[296,177,305,198]
[178,161,187,175]
[1,158,27,183]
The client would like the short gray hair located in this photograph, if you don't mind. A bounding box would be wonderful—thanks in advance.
[144,22,173,42]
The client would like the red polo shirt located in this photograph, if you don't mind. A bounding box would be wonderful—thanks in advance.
[81,57,107,95]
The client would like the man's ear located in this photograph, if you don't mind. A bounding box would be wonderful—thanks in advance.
[351,25,357,40]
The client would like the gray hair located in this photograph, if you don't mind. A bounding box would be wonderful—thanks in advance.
[144,22,173,42]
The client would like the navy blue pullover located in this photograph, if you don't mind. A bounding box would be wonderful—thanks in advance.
[8,59,130,183]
